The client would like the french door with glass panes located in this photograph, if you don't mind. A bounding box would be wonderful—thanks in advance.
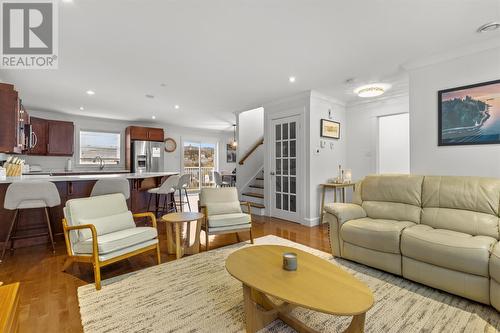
[270,115,301,222]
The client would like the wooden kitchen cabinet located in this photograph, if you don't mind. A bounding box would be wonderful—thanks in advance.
[127,126,164,142]
[28,117,48,155]
[28,118,74,156]
[0,83,24,154]
[47,120,74,156]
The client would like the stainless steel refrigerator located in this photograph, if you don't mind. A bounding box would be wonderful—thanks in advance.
[131,140,165,173]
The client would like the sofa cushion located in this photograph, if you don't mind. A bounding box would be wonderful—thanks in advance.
[421,207,499,239]
[362,175,424,206]
[422,176,500,216]
[491,243,500,282]
[421,176,500,239]
[208,213,250,228]
[73,226,158,255]
[78,211,136,241]
[401,225,496,277]
[341,218,415,254]
[360,175,424,222]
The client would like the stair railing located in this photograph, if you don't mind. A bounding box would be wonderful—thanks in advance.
[238,137,264,165]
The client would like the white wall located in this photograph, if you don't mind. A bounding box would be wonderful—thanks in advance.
[346,95,409,179]
[409,47,500,177]
[236,107,264,192]
[307,91,347,225]
[378,113,410,174]
[17,110,235,173]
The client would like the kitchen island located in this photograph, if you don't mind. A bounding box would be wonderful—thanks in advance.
[0,172,178,249]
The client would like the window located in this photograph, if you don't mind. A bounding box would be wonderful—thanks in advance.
[79,131,121,165]
[183,141,217,190]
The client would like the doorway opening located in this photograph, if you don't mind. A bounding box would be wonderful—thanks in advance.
[378,113,410,174]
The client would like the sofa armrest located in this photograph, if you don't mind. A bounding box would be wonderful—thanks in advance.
[133,212,157,228]
[323,203,366,225]
[323,203,366,258]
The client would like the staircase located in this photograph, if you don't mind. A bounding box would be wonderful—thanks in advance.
[241,169,266,215]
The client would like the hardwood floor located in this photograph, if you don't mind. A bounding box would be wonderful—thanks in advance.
[0,215,331,333]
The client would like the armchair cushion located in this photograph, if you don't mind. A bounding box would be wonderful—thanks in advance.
[73,227,158,255]
[324,203,366,225]
[208,213,251,228]
[78,211,135,241]
[206,202,242,216]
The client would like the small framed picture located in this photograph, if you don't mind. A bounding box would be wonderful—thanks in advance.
[226,144,236,163]
[320,119,340,139]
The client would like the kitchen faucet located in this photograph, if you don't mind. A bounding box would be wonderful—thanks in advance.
[93,156,105,170]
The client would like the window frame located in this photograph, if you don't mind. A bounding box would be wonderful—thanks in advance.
[78,129,122,166]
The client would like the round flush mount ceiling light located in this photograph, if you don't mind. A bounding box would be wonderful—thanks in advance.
[79,106,84,111]
[86,90,95,95]
[151,115,156,120]
[289,76,296,83]
[477,22,500,33]
[174,104,180,110]
[354,83,391,98]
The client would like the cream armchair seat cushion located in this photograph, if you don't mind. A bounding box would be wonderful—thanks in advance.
[73,227,158,255]
[341,218,415,254]
[208,213,250,228]
[401,225,495,277]
[490,243,500,311]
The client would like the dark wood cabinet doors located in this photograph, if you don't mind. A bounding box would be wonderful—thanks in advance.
[28,117,74,156]
[127,126,164,142]
[47,120,74,155]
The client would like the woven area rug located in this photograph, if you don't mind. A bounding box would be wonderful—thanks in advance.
[78,235,500,333]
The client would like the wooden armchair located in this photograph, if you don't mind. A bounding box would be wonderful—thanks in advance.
[199,187,253,250]
[62,193,161,290]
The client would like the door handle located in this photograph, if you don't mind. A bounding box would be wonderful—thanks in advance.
[270,171,275,176]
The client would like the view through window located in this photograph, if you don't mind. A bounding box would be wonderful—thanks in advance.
[80,131,121,165]
[183,141,216,190]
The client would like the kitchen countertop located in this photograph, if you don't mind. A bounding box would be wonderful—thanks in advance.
[0,171,179,184]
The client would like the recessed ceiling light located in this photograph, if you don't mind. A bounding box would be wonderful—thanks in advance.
[151,115,156,120]
[477,22,500,33]
[289,76,296,83]
[145,94,155,99]
[174,104,180,110]
[354,83,391,98]
[62,0,73,3]
[86,90,95,95]
[79,106,84,111]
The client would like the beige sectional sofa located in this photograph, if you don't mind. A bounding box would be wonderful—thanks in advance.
[324,175,500,311]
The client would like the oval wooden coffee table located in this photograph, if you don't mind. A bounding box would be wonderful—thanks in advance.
[160,212,204,259]
[226,245,374,333]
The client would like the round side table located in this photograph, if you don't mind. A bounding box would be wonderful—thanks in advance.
[160,212,204,259]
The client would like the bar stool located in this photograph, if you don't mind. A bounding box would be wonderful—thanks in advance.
[214,171,230,187]
[1,181,61,262]
[91,178,130,199]
[147,175,179,217]
[175,174,192,212]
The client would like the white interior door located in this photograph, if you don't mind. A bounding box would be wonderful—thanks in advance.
[378,113,410,174]
[270,115,301,222]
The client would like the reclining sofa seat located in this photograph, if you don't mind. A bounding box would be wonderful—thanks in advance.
[327,174,424,275]
[401,176,500,305]
[324,174,500,310]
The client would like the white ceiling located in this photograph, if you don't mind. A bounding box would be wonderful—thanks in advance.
[1,0,499,131]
